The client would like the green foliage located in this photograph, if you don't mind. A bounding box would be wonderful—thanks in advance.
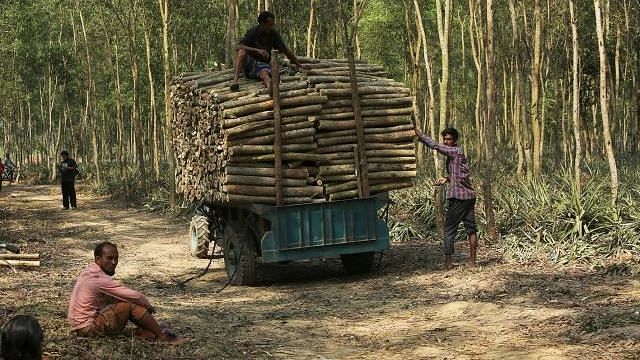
[389,160,640,263]
[388,170,437,242]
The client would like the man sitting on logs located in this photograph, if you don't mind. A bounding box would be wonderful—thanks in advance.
[230,11,302,91]
[67,241,189,344]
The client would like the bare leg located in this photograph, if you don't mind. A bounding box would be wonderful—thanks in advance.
[131,312,188,345]
[231,49,247,90]
[445,255,454,270]
[258,69,271,90]
[467,233,477,267]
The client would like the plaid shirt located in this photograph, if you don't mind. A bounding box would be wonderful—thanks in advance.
[417,133,476,200]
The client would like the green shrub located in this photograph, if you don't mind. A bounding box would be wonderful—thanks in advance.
[389,159,640,263]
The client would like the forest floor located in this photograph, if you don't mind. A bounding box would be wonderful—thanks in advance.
[0,184,639,359]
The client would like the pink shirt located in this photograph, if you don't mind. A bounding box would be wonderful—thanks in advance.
[67,263,151,330]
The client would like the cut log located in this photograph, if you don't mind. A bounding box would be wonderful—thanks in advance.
[224,175,309,187]
[329,181,413,200]
[316,142,414,153]
[228,143,317,155]
[0,254,40,260]
[319,163,417,176]
[315,107,414,120]
[226,194,314,205]
[224,95,328,117]
[316,130,415,147]
[224,184,324,197]
[226,166,309,179]
[320,86,410,97]
[0,260,41,267]
[222,104,323,128]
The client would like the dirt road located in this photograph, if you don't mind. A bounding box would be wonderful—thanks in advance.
[0,185,639,359]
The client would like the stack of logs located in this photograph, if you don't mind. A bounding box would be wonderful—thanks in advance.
[171,57,416,205]
[0,253,40,269]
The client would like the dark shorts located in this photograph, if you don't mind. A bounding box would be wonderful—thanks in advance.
[244,54,271,79]
[443,198,477,255]
[76,302,148,337]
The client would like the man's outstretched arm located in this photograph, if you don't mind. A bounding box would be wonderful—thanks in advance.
[414,127,460,157]
[283,48,302,68]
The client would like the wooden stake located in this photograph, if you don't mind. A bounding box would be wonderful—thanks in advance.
[272,50,283,206]
[0,260,40,267]
[0,254,40,260]
[347,44,369,197]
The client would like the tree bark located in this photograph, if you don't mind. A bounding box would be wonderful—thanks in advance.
[142,13,160,181]
[306,0,318,57]
[594,0,619,207]
[569,0,581,197]
[127,0,147,191]
[530,0,543,176]
[225,0,238,67]
[483,0,497,241]
[159,0,175,205]
[413,0,443,238]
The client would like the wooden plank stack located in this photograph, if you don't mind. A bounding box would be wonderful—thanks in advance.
[171,57,416,206]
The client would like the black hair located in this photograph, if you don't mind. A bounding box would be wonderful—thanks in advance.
[441,127,459,142]
[258,11,275,24]
[1,315,44,360]
[94,241,116,258]
[60,150,69,157]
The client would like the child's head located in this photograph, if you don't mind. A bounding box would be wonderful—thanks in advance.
[1,315,43,360]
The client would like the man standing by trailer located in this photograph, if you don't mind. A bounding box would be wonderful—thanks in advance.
[59,150,78,210]
[230,11,302,91]
[414,126,478,270]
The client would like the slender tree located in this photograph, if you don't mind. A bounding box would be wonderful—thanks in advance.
[159,0,175,205]
[483,0,497,240]
[569,0,581,196]
[531,0,543,176]
[594,0,619,207]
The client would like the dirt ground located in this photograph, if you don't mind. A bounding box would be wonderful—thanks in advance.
[0,184,639,359]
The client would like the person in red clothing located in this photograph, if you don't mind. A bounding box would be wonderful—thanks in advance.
[67,242,188,344]
[414,126,478,270]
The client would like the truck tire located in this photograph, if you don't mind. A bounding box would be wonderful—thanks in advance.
[341,252,375,274]
[223,220,257,285]
[189,215,211,258]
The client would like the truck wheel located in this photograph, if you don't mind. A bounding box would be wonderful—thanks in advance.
[341,252,375,274]
[223,221,257,285]
[189,215,211,258]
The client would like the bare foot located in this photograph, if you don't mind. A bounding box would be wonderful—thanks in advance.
[158,335,190,345]
[132,327,156,341]
[444,255,454,270]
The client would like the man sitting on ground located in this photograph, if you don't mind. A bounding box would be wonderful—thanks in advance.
[67,241,188,344]
[230,11,303,91]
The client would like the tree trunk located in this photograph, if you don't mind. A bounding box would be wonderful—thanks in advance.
[306,0,318,57]
[508,0,525,175]
[569,0,581,197]
[159,0,175,205]
[127,0,146,191]
[225,0,239,67]
[530,0,543,176]
[142,13,160,181]
[594,0,619,207]
[79,9,100,185]
[436,0,452,130]
[413,0,443,239]
[483,0,497,241]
